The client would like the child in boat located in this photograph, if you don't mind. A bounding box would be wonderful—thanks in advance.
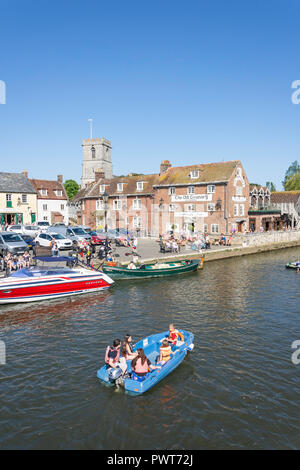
[131,348,160,380]
[158,339,179,364]
[168,323,179,346]
[121,334,138,361]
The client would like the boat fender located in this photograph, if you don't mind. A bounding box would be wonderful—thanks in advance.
[188,343,194,352]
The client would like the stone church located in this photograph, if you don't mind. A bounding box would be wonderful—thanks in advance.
[81,137,113,187]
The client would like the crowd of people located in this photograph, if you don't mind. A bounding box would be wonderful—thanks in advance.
[159,230,232,253]
[105,324,182,381]
[3,251,31,273]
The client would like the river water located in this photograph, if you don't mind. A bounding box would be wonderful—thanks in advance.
[0,248,300,450]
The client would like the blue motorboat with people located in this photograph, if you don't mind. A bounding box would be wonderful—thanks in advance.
[97,326,194,395]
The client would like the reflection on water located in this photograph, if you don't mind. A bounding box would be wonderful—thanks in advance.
[1,248,300,449]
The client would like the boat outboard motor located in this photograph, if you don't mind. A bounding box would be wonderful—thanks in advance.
[108,366,123,382]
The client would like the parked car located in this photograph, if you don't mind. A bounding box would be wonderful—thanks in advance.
[22,225,41,237]
[6,224,24,234]
[90,231,104,245]
[0,231,29,256]
[35,232,73,251]
[20,234,36,251]
[36,221,50,232]
[80,225,92,233]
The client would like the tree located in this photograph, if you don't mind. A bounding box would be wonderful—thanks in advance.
[266,181,276,192]
[284,172,300,191]
[64,179,79,200]
[282,161,300,189]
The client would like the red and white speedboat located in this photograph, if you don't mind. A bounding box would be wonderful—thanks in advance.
[0,256,114,304]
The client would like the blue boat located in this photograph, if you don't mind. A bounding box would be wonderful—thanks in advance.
[97,329,194,395]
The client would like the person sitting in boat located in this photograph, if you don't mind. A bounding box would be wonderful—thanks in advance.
[168,323,180,346]
[127,261,137,270]
[158,339,177,364]
[131,348,161,381]
[105,339,127,374]
[121,334,138,361]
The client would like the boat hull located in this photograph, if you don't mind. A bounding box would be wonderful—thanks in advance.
[97,330,194,395]
[286,262,300,269]
[102,259,202,280]
[0,272,113,304]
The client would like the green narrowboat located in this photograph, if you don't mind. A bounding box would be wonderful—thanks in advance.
[102,258,204,280]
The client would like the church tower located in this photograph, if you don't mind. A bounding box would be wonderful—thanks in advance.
[81,137,113,187]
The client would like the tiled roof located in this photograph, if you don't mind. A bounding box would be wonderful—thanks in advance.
[30,179,68,200]
[271,191,300,204]
[0,172,37,194]
[74,160,242,200]
[156,160,241,185]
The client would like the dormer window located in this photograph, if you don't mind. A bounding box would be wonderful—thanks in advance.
[40,189,48,196]
[117,183,124,192]
[54,190,62,197]
[136,182,144,191]
[99,185,105,194]
[190,170,199,179]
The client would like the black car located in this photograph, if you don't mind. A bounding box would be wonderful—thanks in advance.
[20,234,36,250]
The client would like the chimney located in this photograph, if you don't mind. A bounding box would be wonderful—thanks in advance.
[95,169,105,181]
[160,160,171,174]
[57,174,63,183]
[22,170,28,178]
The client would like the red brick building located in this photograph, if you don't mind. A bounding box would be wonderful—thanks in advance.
[71,160,250,236]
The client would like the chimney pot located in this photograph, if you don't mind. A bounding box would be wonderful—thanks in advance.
[160,160,171,174]
[57,174,63,183]
[22,170,28,178]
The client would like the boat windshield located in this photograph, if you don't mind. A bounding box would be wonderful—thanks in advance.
[10,267,76,278]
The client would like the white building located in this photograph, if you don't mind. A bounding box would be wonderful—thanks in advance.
[30,175,69,224]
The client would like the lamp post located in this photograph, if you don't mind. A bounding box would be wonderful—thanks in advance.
[103,190,109,232]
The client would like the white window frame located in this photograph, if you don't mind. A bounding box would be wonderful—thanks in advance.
[96,199,104,210]
[169,204,176,212]
[54,190,62,197]
[42,204,47,211]
[185,204,196,212]
[190,170,199,179]
[99,185,105,194]
[133,198,142,210]
[207,203,215,212]
[187,186,195,195]
[133,216,141,228]
[117,183,124,192]
[236,186,243,195]
[239,204,244,216]
[136,182,144,191]
[40,189,48,196]
[207,185,215,194]
[168,187,176,195]
[234,204,238,216]
[113,199,122,211]
[204,223,208,233]
[211,224,219,233]
[22,194,27,203]
[6,194,12,201]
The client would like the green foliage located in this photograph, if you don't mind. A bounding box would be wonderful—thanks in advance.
[284,172,300,191]
[64,179,79,200]
[283,161,300,189]
[266,181,276,192]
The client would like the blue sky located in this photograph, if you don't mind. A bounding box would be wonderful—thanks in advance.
[0,0,300,189]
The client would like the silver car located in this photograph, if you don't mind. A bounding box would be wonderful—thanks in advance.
[0,231,29,256]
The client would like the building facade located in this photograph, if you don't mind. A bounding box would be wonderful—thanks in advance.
[72,160,250,236]
[0,171,37,226]
[30,175,69,224]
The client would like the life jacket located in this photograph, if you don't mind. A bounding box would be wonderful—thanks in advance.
[133,357,149,374]
[105,345,120,365]
[160,345,172,361]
